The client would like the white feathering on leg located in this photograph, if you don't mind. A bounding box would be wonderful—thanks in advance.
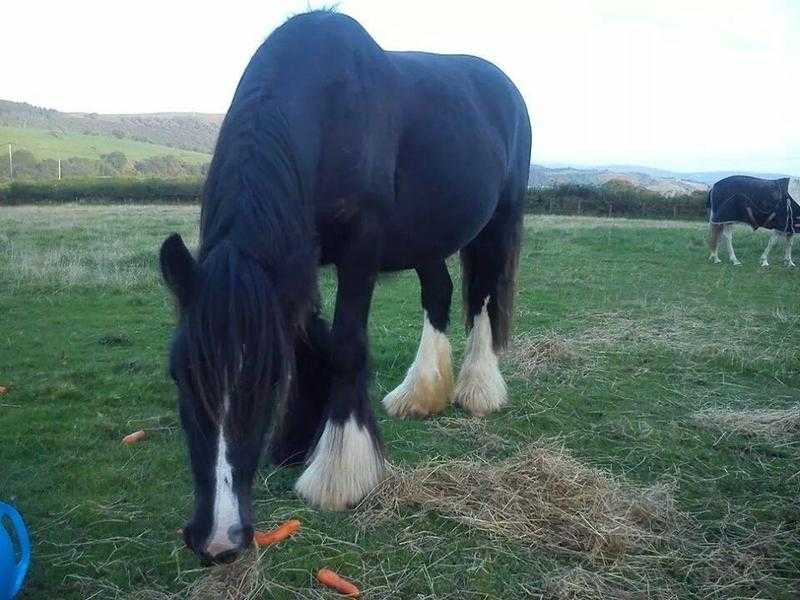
[294,416,385,511]
[382,312,453,418]
[454,299,507,417]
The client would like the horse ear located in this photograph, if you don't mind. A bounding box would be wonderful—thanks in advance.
[160,233,197,308]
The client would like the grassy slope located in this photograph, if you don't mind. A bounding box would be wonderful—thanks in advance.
[0,126,211,163]
[0,207,798,598]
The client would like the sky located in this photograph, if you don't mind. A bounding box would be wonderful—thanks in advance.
[3,0,799,174]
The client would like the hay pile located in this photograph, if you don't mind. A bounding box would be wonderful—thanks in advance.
[80,551,299,600]
[76,440,799,600]
[506,333,579,378]
[355,442,676,561]
[539,566,667,600]
[692,406,800,439]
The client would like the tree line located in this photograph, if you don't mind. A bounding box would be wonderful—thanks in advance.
[1,177,709,222]
[526,181,708,220]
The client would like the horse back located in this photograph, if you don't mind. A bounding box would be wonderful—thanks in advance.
[215,11,531,266]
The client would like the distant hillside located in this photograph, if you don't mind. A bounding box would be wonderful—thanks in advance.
[0,100,222,154]
[533,162,795,195]
[585,164,794,186]
[0,125,209,164]
[529,164,708,197]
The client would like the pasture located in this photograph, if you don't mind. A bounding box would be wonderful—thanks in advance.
[0,126,211,164]
[1,205,798,599]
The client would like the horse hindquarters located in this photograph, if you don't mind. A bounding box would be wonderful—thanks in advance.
[455,183,524,416]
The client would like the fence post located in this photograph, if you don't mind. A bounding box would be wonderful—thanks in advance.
[577,198,581,215]
[608,202,613,218]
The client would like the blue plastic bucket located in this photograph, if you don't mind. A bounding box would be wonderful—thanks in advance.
[0,503,30,600]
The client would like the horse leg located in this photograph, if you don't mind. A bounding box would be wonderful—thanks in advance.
[784,233,795,267]
[723,224,741,265]
[760,231,779,267]
[454,196,523,417]
[383,261,454,418]
[294,241,384,510]
[269,310,332,466]
[709,223,723,263]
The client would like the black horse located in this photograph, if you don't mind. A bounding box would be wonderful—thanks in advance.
[160,10,531,563]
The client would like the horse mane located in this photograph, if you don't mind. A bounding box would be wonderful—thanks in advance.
[184,92,318,439]
[183,242,289,439]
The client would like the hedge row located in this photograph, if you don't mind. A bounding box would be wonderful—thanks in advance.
[0,177,203,204]
[0,178,710,222]
[526,184,708,220]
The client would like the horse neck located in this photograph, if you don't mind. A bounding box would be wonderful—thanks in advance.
[199,101,313,273]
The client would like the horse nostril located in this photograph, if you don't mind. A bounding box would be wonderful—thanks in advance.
[227,524,253,547]
[213,549,240,564]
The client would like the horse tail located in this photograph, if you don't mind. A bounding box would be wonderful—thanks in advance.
[707,185,714,220]
[494,192,523,351]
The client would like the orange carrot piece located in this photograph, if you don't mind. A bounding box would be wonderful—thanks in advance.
[122,430,146,445]
[253,519,301,546]
[316,568,360,597]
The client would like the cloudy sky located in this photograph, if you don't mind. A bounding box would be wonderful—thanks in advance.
[3,1,798,174]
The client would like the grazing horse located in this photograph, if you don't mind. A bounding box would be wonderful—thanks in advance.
[708,175,800,266]
[159,11,531,563]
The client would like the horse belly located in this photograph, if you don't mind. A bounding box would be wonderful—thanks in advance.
[379,192,497,271]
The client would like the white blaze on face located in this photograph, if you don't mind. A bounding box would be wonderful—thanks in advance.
[204,395,242,558]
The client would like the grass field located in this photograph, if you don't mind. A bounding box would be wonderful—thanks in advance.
[0,126,211,163]
[1,205,798,599]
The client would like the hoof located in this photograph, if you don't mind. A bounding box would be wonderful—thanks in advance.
[454,300,507,417]
[294,417,385,511]
[454,367,507,417]
[382,315,453,418]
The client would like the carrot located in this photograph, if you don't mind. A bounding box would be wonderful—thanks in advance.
[253,519,301,546]
[316,568,360,597]
[122,430,146,445]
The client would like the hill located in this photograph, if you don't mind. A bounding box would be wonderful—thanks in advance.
[0,100,221,154]
[585,164,794,186]
[529,164,708,197]
[532,162,796,195]
[2,99,792,193]
[0,126,210,164]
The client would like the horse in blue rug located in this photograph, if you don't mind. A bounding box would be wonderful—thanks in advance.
[708,175,800,266]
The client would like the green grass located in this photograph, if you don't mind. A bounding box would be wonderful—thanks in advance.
[0,126,211,163]
[1,207,798,599]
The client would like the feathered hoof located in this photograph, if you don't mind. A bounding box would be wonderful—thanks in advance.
[294,416,385,510]
[454,363,507,417]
